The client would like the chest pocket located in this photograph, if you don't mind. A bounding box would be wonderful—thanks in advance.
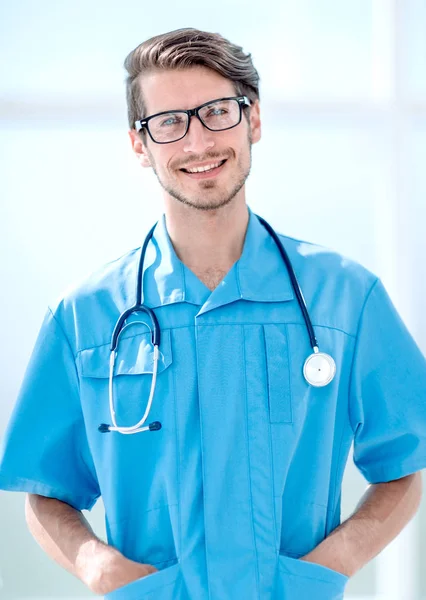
[264,324,292,423]
[77,329,174,430]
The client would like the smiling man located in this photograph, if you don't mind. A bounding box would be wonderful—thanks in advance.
[1,27,426,600]
[131,67,254,211]
[127,63,259,292]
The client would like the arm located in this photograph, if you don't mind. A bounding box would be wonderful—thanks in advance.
[300,471,423,578]
[25,493,158,595]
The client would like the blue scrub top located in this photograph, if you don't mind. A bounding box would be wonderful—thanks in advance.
[1,205,426,600]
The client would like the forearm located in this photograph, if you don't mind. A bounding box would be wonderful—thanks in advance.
[300,472,423,577]
[25,493,122,590]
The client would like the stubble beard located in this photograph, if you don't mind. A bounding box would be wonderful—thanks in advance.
[148,136,253,212]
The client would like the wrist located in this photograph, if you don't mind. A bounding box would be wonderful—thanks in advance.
[300,537,356,577]
[75,539,123,592]
[300,544,354,578]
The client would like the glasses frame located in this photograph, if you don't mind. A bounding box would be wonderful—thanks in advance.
[134,96,252,144]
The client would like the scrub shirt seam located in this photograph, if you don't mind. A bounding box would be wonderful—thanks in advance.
[181,260,187,302]
[261,326,280,552]
[194,325,211,600]
[196,322,356,338]
[325,421,347,537]
[74,323,355,357]
[171,340,183,565]
[106,503,179,525]
[236,261,243,296]
[284,323,293,422]
[242,326,261,597]
[346,277,380,435]
[326,281,379,534]
[75,326,194,356]
[48,306,79,363]
[47,306,102,501]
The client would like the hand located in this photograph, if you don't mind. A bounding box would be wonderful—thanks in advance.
[86,549,159,596]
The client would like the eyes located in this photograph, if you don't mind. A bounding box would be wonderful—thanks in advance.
[160,115,182,127]
[160,108,227,128]
[146,98,241,142]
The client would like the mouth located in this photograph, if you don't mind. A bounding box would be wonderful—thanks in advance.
[179,159,227,179]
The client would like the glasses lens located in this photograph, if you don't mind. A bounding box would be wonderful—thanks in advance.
[149,112,188,143]
[199,99,240,131]
[147,99,242,143]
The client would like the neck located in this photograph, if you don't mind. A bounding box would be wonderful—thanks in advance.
[164,200,249,273]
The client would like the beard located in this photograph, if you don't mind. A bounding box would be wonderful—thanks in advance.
[146,132,253,212]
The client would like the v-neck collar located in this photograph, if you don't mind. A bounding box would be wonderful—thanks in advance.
[139,205,295,314]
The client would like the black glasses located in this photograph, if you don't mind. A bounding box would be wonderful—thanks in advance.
[134,96,251,144]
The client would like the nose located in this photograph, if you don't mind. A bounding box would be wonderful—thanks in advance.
[182,114,215,154]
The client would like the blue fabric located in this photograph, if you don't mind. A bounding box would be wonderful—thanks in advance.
[1,205,426,599]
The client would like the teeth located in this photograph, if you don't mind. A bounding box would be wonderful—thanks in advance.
[186,161,223,173]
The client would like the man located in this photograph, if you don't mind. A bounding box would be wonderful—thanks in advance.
[0,27,425,600]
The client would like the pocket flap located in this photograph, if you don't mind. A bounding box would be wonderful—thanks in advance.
[78,329,172,378]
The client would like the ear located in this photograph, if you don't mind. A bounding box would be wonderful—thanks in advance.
[249,99,261,144]
[128,129,152,168]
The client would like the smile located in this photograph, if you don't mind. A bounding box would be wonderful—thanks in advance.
[180,159,227,179]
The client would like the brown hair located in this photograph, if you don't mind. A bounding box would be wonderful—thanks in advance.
[123,27,260,137]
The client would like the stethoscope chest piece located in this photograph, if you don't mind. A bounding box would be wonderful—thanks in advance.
[303,351,336,387]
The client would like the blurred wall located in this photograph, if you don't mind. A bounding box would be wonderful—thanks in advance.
[1,1,425,598]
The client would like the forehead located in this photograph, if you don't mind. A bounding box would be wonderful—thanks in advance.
[139,66,237,114]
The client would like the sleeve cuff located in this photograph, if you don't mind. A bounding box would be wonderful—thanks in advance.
[357,458,426,484]
[0,475,99,511]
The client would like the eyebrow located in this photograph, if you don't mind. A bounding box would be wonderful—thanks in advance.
[148,96,232,118]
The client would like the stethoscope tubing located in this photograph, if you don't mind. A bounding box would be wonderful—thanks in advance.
[98,214,335,435]
[255,215,319,353]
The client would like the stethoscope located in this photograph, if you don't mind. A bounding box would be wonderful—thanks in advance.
[98,214,336,435]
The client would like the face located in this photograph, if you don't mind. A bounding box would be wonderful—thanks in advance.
[128,66,261,212]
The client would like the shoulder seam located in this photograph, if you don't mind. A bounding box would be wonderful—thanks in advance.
[47,306,79,362]
[347,276,381,434]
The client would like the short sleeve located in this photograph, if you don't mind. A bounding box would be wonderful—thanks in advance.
[349,277,426,483]
[0,307,101,511]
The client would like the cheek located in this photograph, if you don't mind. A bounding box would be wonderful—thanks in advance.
[164,155,179,176]
[146,147,168,171]
[234,145,249,167]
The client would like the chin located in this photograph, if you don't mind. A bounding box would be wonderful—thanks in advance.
[188,194,237,211]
